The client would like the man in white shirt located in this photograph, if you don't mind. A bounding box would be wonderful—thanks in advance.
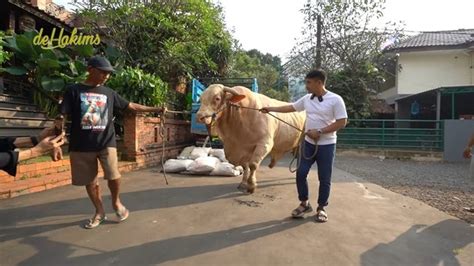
[261,69,347,222]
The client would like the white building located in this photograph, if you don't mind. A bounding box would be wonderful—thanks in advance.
[381,29,474,105]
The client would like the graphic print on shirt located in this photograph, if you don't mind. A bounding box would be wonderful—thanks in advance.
[80,92,108,131]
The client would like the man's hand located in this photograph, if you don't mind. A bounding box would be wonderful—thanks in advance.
[260,105,296,113]
[38,126,56,141]
[260,107,272,113]
[306,129,321,142]
[31,132,66,157]
[51,146,64,161]
[463,146,472,159]
[38,115,65,141]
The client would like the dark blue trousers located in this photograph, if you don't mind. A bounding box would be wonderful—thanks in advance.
[296,141,336,207]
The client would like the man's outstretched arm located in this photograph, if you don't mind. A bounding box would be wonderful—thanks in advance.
[127,102,166,113]
[260,105,296,113]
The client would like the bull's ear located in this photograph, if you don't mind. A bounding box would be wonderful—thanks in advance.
[224,86,246,103]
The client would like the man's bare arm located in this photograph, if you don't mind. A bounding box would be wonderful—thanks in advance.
[321,118,348,133]
[127,102,165,113]
[260,105,296,113]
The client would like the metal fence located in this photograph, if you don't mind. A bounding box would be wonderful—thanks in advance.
[337,119,444,151]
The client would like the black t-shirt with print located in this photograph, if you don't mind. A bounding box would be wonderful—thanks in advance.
[60,83,130,152]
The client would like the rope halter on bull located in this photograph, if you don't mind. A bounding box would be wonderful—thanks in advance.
[207,87,318,173]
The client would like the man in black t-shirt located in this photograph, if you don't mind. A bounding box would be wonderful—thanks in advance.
[61,56,165,229]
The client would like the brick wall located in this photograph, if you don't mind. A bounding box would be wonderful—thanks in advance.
[122,112,194,166]
[0,113,194,199]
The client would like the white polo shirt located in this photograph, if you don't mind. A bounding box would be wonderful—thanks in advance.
[292,91,347,145]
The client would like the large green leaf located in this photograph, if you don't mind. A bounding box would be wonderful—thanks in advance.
[105,45,121,63]
[23,30,43,55]
[3,36,19,52]
[38,58,61,70]
[16,35,38,60]
[1,66,28,75]
[74,60,87,73]
[40,49,59,60]
[72,45,94,57]
[41,76,65,91]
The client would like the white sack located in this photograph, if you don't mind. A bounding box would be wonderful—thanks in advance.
[210,162,241,176]
[163,159,194,173]
[189,147,212,160]
[209,149,228,162]
[177,146,196,160]
[186,156,220,174]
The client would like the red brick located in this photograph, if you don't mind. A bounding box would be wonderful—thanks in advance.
[1,182,28,194]
[45,179,71,189]
[0,175,14,184]
[36,162,50,170]
[14,179,41,189]
[41,174,69,185]
[28,185,46,194]
[22,164,36,173]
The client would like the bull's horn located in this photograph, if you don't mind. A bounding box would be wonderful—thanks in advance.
[223,86,240,95]
[223,86,246,103]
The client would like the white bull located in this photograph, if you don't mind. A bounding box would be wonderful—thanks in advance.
[196,84,305,193]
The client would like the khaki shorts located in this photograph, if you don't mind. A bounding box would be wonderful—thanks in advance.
[70,147,121,186]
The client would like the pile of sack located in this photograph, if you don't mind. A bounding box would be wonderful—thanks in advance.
[163,146,243,176]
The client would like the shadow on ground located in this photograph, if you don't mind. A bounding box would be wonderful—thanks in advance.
[0,178,294,243]
[360,219,474,266]
[18,218,309,265]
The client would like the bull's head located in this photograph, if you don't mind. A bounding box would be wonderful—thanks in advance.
[196,84,245,125]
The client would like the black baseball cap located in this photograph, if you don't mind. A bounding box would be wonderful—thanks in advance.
[87,56,115,72]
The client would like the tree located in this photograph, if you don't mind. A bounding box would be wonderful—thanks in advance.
[73,0,233,81]
[291,0,404,118]
[0,31,12,67]
[227,49,289,101]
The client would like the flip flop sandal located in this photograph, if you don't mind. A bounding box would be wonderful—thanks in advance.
[463,207,474,213]
[115,206,130,222]
[84,215,107,229]
[315,209,328,223]
[291,203,313,218]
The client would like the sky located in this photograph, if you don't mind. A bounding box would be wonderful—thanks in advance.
[55,0,474,61]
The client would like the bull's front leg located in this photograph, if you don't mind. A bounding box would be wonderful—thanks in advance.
[247,140,274,194]
[237,163,250,192]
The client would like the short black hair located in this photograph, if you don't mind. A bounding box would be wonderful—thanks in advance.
[305,69,327,83]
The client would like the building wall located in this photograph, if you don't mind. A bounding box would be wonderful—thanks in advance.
[397,49,474,95]
[122,113,194,165]
[443,120,474,162]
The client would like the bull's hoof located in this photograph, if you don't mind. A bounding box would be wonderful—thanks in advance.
[246,186,256,194]
[237,183,247,192]
[268,159,276,169]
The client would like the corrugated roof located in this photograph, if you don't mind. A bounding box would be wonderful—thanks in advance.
[10,0,76,27]
[385,29,474,51]
[42,2,76,26]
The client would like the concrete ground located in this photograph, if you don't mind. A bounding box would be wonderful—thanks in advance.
[1,157,473,266]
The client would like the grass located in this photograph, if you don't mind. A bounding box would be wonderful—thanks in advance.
[19,153,70,165]
[20,174,43,180]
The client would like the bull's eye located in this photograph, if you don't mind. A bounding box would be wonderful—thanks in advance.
[215,97,221,102]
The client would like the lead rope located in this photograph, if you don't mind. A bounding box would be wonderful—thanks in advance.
[289,133,318,173]
[159,109,193,185]
[160,109,169,185]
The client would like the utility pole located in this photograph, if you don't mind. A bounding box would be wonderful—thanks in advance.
[315,14,322,68]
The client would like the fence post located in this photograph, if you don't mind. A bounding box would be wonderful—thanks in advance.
[382,120,385,149]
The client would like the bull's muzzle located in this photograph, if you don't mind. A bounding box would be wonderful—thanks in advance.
[196,112,212,125]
